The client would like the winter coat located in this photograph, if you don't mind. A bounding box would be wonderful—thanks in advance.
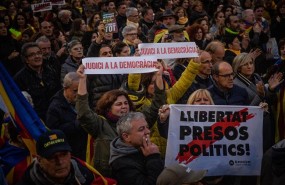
[46,89,88,160]
[109,137,164,185]
[234,73,276,151]
[76,85,166,177]
[261,139,285,185]
[122,61,200,157]
[61,56,81,83]
[17,158,94,185]
[208,84,250,105]
[177,74,213,104]
[14,65,61,121]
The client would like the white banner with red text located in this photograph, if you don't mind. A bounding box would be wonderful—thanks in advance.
[138,42,199,59]
[165,104,263,176]
[82,56,158,74]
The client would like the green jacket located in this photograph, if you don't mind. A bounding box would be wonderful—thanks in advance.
[76,86,166,177]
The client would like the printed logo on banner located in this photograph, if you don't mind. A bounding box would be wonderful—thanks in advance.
[165,105,263,176]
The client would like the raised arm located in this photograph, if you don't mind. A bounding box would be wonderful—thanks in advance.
[76,65,105,138]
[166,58,201,104]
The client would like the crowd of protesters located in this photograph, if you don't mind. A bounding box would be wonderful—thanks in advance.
[1,0,285,184]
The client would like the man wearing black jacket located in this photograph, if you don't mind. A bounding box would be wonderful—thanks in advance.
[110,112,164,185]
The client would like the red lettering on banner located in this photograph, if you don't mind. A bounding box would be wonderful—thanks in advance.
[140,48,155,55]
[166,46,198,54]
[119,60,156,69]
[175,108,255,164]
[85,62,103,69]
[110,62,118,69]
[33,3,50,11]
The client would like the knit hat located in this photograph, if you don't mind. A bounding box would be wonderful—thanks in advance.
[36,130,72,158]
[157,164,207,185]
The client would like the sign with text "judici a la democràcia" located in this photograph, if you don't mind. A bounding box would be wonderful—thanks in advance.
[138,42,199,59]
[165,105,263,176]
[82,56,158,74]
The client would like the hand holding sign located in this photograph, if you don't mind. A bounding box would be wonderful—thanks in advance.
[158,104,170,123]
[77,65,88,96]
[77,65,86,79]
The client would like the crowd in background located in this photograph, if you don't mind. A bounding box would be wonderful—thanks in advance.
[1,0,285,185]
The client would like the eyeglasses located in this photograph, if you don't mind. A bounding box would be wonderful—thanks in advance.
[217,72,235,78]
[26,51,42,58]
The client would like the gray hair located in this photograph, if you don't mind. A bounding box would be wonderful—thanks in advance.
[21,42,39,58]
[63,72,80,88]
[205,40,225,55]
[36,36,50,44]
[58,10,72,18]
[117,112,146,138]
[126,7,138,17]
[241,9,253,21]
[67,39,82,53]
[232,53,253,73]
[122,25,137,37]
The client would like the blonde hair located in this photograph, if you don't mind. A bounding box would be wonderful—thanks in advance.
[187,89,214,105]
[232,52,253,73]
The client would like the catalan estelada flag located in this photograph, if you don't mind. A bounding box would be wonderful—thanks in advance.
[75,157,117,185]
[0,62,47,184]
[0,62,47,155]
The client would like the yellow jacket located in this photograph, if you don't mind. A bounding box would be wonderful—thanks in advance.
[126,60,200,157]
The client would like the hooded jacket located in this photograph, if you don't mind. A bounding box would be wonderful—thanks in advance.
[109,137,164,185]
[261,139,285,185]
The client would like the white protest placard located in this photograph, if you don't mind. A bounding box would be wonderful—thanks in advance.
[31,2,52,12]
[138,42,199,59]
[82,56,158,74]
[47,0,66,6]
[165,105,263,176]
[103,13,118,33]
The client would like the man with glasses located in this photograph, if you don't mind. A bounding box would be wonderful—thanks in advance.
[119,7,148,42]
[122,25,141,55]
[14,42,61,121]
[36,36,61,77]
[208,61,250,105]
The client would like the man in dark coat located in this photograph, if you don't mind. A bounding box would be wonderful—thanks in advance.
[17,130,94,185]
[208,61,250,105]
[46,72,87,160]
[14,42,61,121]
[109,112,164,185]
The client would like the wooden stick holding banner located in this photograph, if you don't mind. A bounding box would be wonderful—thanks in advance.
[138,42,199,59]
[82,56,158,74]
